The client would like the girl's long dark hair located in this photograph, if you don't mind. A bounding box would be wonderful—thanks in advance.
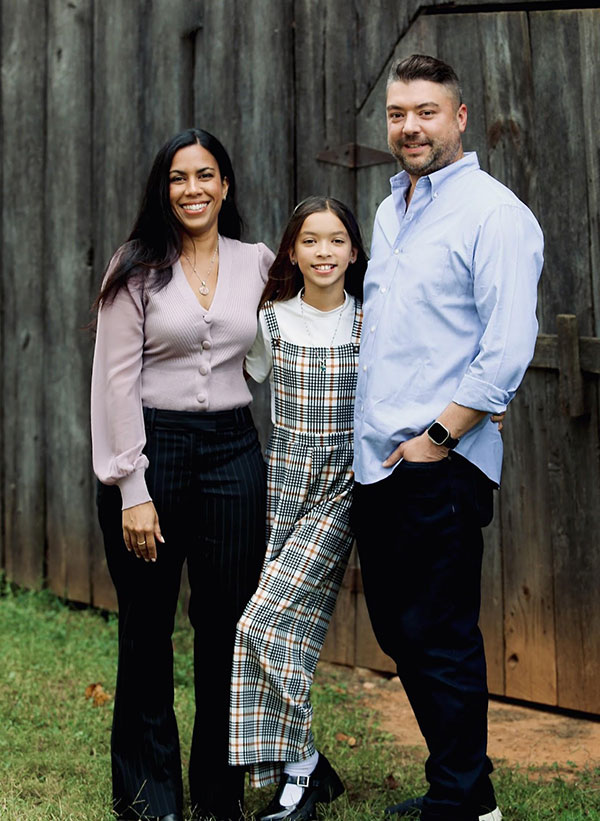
[259,196,368,309]
[94,128,242,308]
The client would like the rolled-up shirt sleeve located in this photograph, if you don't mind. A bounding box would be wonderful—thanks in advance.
[452,204,544,413]
[91,270,151,510]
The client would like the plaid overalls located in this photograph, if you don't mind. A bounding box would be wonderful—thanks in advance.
[229,298,362,787]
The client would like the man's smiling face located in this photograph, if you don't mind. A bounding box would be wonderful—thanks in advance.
[386,78,467,179]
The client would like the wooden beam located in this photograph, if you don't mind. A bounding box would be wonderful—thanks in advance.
[530,332,600,375]
[557,314,587,417]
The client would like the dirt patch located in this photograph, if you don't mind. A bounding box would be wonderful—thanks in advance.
[323,664,600,774]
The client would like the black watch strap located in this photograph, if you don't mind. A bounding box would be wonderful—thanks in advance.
[426,421,459,450]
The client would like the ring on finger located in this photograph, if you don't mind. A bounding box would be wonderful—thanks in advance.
[137,540,147,546]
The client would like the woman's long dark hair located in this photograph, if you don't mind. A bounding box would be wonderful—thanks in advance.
[259,196,368,309]
[94,128,242,307]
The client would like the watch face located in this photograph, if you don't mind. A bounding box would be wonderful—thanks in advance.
[428,421,449,446]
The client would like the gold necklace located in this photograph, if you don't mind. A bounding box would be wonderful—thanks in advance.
[182,244,218,296]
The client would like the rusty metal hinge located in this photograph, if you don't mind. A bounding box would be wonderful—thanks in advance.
[316,143,396,169]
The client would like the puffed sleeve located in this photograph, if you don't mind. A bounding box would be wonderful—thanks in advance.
[91,254,151,510]
[257,242,275,284]
[244,310,272,384]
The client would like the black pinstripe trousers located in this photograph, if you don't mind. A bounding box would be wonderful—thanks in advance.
[97,406,267,820]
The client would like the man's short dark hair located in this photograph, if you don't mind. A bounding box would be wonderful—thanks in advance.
[387,54,462,107]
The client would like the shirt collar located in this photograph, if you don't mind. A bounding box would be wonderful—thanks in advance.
[390,150,480,202]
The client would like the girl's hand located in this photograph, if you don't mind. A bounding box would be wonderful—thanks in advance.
[491,411,506,432]
[122,501,164,562]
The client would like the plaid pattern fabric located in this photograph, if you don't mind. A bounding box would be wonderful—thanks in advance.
[229,299,362,787]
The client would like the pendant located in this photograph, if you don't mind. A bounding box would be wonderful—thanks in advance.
[199,284,209,296]
[318,357,326,372]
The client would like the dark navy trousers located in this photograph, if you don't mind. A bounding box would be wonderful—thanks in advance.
[97,406,266,820]
[352,453,497,821]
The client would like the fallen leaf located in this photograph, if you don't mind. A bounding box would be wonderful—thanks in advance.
[335,732,349,742]
[85,682,112,707]
[347,736,357,747]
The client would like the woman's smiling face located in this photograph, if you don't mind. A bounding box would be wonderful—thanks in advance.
[169,143,228,237]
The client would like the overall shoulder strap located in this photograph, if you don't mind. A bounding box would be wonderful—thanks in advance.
[351,298,363,345]
[262,301,281,339]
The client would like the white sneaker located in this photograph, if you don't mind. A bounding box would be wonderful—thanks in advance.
[480,809,502,821]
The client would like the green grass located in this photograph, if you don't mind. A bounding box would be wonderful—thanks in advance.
[0,579,598,820]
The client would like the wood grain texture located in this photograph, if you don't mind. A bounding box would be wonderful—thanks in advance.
[355,592,396,674]
[91,0,147,609]
[474,11,558,704]
[321,547,358,667]
[530,9,600,714]
[44,0,94,604]
[193,0,294,251]
[480,506,505,697]
[355,14,437,249]
[294,0,356,208]
[1,0,47,589]
[501,372,556,704]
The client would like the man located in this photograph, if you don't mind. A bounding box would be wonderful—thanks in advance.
[352,54,543,821]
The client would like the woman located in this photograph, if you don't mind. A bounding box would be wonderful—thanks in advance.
[91,128,273,821]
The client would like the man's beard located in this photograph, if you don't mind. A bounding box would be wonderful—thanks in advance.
[389,134,461,177]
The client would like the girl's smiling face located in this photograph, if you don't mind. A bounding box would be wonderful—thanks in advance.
[290,209,357,299]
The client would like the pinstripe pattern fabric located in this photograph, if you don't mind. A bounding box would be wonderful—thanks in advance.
[229,300,362,787]
[97,406,266,820]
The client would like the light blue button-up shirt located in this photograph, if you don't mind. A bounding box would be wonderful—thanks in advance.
[353,152,544,486]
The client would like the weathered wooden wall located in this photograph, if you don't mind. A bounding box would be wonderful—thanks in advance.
[1,0,599,714]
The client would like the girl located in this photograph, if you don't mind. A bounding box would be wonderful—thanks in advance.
[229,197,368,821]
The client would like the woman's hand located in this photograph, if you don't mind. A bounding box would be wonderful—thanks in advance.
[491,411,506,431]
[122,501,164,562]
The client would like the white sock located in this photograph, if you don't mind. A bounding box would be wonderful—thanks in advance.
[280,751,320,806]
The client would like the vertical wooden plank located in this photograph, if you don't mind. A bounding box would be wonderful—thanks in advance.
[500,371,556,704]
[92,0,146,283]
[529,9,600,714]
[1,0,47,589]
[321,547,358,667]
[478,12,535,201]
[580,11,600,341]
[141,0,201,163]
[475,11,557,704]
[44,0,94,604]
[294,0,356,208]
[193,0,295,251]
[355,0,413,110]
[355,15,437,249]
[91,0,148,609]
[480,508,505,697]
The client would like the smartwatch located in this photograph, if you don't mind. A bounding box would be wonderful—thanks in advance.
[426,420,459,450]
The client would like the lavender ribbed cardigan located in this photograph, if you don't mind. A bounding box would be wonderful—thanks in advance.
[91,235,274,510]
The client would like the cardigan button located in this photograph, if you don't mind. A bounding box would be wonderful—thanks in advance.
[197,393,207,403]
[202,340,212,350]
